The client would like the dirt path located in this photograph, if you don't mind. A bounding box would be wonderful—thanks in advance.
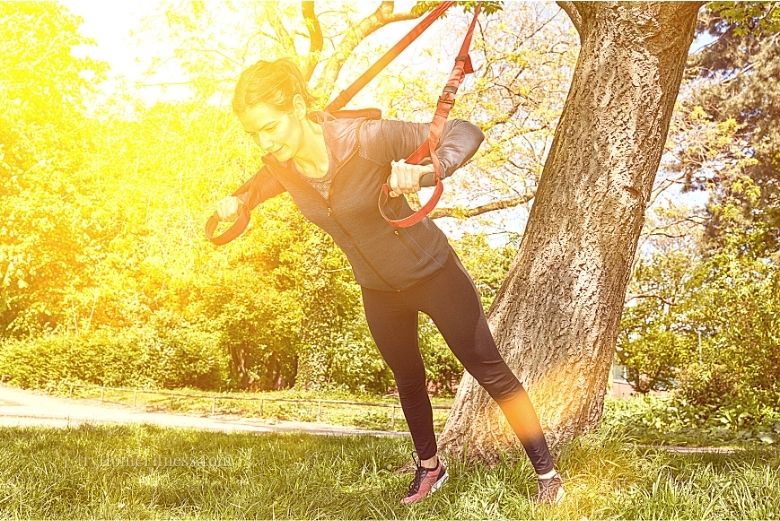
[0,383,757,454]
[0,382,408,438]
[634,444,741,454]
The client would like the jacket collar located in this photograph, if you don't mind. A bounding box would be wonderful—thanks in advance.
[310,111,361,168]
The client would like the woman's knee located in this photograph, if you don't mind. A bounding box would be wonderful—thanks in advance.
[394,371,428,396]
[466,360,524,401]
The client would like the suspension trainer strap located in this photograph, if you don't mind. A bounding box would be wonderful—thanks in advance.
[204,181,254,246]
[325,1,454,112]
[378,3,481,228]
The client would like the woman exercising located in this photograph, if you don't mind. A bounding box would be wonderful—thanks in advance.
[215,57,565,506]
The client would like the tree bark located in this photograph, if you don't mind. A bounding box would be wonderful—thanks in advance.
[229,344,249,389]
[301,2,323,80]
[439,1,703,465]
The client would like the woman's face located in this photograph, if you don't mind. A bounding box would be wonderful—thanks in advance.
[238,97,305,162]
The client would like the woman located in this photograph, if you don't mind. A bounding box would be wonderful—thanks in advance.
[216,57,565,506]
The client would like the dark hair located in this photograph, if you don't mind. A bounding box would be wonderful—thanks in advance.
[232,57,317,115]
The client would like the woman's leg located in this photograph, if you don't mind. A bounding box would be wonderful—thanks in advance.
[413,250,555,475]
[360,286,438,461]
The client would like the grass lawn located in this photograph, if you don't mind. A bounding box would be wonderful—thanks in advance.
[1,423,778,519]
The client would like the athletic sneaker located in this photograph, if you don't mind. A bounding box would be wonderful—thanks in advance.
[533,471,565,505]
[401,451,449,505]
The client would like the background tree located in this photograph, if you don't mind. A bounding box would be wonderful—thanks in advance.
[617,249,696,393]
[687,1,779,254]
[374,3,579,232]
[0,3,109,337]
[615,2,780,411]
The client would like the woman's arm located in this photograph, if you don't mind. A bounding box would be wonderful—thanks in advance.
[216,165,286,221]
[241,165,286,208]
[359,118,485,185]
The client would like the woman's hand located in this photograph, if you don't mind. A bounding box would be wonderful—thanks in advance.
[388,160,435,197]
[216,196,243,222]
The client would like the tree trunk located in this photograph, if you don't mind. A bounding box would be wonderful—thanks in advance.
[439,1,703,465]
[228,344,249,389]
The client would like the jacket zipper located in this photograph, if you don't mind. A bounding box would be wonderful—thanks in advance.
[394,228,419,258]
[310,120,401,292]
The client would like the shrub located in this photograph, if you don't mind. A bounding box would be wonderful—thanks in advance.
[675,362,738,408]
[0,325,228,390]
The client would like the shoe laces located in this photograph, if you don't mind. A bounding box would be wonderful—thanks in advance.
[407,451,434,496]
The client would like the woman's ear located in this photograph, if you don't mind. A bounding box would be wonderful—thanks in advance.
[292,93,307,120]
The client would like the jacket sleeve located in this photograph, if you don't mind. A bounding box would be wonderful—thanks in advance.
[239,165,286,209]
[358,118,485,186]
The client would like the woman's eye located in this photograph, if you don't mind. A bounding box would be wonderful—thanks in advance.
[249,126,276,136]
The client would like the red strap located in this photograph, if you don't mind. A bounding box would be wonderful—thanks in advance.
[379,4,481,228]
[204,181,254,245]
[325,2,455,113]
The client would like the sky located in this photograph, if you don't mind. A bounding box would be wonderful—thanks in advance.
[61,0,158,103]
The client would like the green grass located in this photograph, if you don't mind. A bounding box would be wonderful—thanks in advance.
[0,423,778,519]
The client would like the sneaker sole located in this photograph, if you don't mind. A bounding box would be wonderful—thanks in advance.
[552,486,565,505]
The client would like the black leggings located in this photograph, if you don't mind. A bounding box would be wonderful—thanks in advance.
[360,248,555,474]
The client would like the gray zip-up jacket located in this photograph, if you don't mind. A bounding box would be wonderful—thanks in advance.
[244,111,485,292]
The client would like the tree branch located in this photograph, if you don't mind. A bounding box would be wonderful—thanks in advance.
[265,3,296,57]
[556,1,583,36]
[301,2,323,81]
[313,1,423,101]
[379,10,419,23]
[190,48,242,67]
[624,293,675,307]
[430,192,535,220]
[644,232,691,239]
